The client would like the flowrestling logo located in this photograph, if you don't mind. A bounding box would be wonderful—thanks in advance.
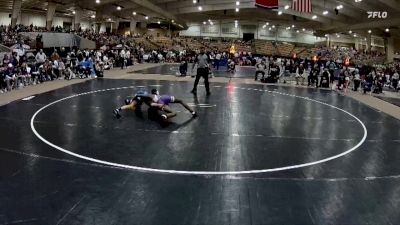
[367,11,388,19]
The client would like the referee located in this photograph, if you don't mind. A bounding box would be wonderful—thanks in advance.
[191,47,211,96]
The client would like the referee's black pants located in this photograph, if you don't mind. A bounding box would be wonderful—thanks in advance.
[192,67,210,94]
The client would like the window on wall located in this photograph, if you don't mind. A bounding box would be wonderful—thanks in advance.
[221,26,238,34]
[201,25,219,34]
[259,29,276,37]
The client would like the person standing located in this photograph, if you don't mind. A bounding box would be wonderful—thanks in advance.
[214,52,221,70]
[35,49,46,67]
[392,70,399,91]
[353,69,361,92]
[191,47,211,96]
[120,48,126,69]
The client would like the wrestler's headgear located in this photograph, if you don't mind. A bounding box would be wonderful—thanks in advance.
[151,89,159,95]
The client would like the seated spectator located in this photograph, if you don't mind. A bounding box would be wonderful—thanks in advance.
[255,60,267,81]
[308,65,320,88]
[19,62,31,86]
[179,60,188,76]
[64,64,75,80]
[3,54,10,66]
[94,60,104,77]
[3,63,16,91]
[51,49,60,62]
[392,71,399,91]
[320,68,330,88]
[58,60,66,79]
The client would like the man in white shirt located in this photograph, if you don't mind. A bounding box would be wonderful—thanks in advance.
[214,52,221,70]
[126,50,131,66]
[120,49,126,69]
[35,49,47,66]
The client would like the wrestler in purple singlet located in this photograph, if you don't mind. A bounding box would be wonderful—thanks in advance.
[156,95,175,105]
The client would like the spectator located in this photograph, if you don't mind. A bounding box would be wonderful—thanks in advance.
[353,69,361,91]
[51,49,60,61]
[35,49,46,66]
[255,60,267,81]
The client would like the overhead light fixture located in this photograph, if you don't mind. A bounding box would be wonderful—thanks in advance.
[158,21,160,24]
[116,6,121,10]
[266,22,269,25]
[312,15,317,19]
[368,30,371,34]
[296,30,299,33]
[385,28,390,32]
[96,0,100,3]
[108,18,111,21]
[355,0,362,2]
[262,25,266,28]
[203,21,206,25]
[72,11,76,14]
[324,34,328,37]
[198,6,202,11]
[323,10,328,15]
[133,12,136,15]
[235,8,239,12]
[236,1,240,6]
[172,20,175,23]
[268,27,271,31]
[91,15,96,18]
[349,30,352,34]
[193,0,197,3]
[272,25,275,28]
[284,5,290,10]
[353,34,357,37]
[292,24,295,28]
[145,16,149,20]
[336,5,343,9]
[302,28,305,31]
[278,11,283,15]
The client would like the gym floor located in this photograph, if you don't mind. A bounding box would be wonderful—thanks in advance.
[1,76,400,224]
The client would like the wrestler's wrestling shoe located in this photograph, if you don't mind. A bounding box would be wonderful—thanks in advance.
[192,111,198,118]
[113,109,121,119]
[161,114,168,121]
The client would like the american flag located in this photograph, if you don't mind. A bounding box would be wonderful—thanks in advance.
[291,0,312,13]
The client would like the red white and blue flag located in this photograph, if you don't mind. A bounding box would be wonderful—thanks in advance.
[292,0,312,13]
[255,0,279,9]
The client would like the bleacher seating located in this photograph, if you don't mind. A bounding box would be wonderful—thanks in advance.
[254,40,276,55]
[276,43,294,57]
[133,37,159,50]
[153,37,173,48]
[291,46,306,57]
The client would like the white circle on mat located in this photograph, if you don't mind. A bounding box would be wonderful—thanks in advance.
[30,86,367,175]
